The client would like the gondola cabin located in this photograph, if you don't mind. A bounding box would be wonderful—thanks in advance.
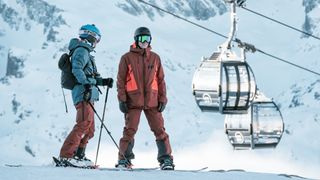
[224,92,284,149]
[192,50,256,114]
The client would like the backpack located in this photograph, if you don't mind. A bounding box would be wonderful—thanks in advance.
[58,51,77,90]
[58,46,93,90]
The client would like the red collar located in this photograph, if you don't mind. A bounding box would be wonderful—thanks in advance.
[130,42,152,57]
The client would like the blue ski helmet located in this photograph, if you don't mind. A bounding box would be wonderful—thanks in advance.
[79,24,101,44]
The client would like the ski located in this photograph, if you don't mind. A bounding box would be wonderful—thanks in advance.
[52,156,64,167]
[100,167,159,171]
[174,167,208,172]
[278,174,308,179]
[4,164,23,168]
[101,167,208,172]
[6,162,208,173]
[53,156,159,171]
[52,156,97,169]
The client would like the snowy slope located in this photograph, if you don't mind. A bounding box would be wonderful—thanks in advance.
[0,165,307,180]
[0,0,319,179]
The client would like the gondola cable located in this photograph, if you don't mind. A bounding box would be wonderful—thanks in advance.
[136,0,320,76]
[240,6,320,41]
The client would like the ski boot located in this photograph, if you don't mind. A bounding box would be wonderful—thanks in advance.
[58,157,87,168]
[73,147,94,167]
[160,158,175,170]
[115,159,132,169]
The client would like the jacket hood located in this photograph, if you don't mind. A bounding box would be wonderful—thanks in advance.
[68,38,93,52]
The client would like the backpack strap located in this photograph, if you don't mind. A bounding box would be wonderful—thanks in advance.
[68,44,89,56]
[69,45,97,79]
[69,45,91,69]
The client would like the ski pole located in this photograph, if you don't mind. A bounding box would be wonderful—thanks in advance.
[88,102,131,165]
[94,87,109,166]
[61,87,68,113]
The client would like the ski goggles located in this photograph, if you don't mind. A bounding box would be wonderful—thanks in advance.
[137,35,151,43]
[79,29,101,43]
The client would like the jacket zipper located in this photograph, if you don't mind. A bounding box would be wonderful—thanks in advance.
[142,50,146,108]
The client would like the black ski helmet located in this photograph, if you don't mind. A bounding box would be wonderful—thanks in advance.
[134,27,152,41]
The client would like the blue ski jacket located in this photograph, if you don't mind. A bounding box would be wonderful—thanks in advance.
[68,38,99,105]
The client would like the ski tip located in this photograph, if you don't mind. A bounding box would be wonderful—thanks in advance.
[52,156,64,167]
[5,164,22,168]
[201,167,209,170]
[52,156,60,163]
[52,156,58,160]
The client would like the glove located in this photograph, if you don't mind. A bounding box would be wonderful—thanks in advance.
[103,78,113,88]
[83,84,92,102]
[236,0,245,6]
[157,102,166,112]
[119,101,128,113]
[96,77,114,88]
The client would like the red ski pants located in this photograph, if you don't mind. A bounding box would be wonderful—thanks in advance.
[118,108,173,161]
[60,102,95,158]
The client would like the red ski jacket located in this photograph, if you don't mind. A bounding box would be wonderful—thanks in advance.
[117,44,167,108]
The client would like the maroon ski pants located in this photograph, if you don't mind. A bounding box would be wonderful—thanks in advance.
[118,108,173,162]
[60,102,95,158]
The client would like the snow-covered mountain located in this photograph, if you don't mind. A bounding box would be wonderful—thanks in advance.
[302,0,320,38]
[0,0,65,41]
[0,0,65,78]
[0,0,319,179]
[116,0,227,21]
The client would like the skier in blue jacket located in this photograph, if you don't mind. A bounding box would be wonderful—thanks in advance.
[59,24,113,167]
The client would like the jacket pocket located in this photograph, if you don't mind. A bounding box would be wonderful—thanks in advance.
[146,90,158,108]
[127,90,143,107]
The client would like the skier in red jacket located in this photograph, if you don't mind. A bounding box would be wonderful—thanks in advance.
[116,27,174,170]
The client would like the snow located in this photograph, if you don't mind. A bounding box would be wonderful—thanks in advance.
[0,0,319,180]
[0,166,306,180]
